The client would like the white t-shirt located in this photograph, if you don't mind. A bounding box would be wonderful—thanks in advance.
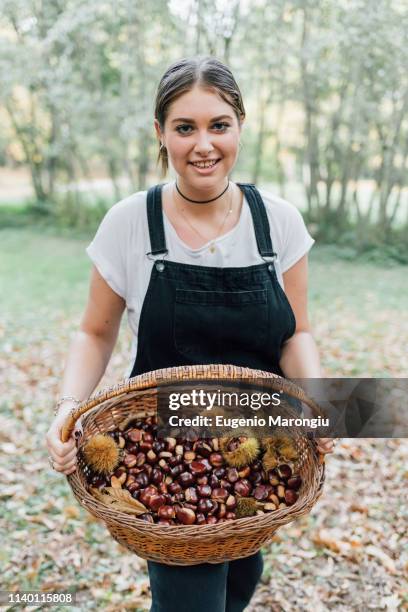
[86,185,315,377]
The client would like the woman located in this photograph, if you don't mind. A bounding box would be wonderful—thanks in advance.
[46,55,334,612]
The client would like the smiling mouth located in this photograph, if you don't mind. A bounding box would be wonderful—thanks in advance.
[189,159,221,169]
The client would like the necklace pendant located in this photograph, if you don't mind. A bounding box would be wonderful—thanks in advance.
[209,243,216,253]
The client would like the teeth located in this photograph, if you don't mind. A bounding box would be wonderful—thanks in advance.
[192,160,218,168]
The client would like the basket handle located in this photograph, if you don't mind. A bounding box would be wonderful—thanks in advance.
[60,364,326,443]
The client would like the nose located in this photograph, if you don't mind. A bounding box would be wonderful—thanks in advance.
[193,129,215,155]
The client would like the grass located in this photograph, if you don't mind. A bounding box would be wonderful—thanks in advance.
[1,226,407,325]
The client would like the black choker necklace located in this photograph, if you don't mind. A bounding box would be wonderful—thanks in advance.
[175,180,230,203]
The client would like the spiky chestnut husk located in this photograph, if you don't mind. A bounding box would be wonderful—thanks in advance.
[235,497,258,518]
[262,435,299,461]
[262,450,279,472]
[278,443,299,461]
[82,433,122,475]
[220,435,260,468]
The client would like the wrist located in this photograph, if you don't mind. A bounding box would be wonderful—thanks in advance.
[54,396,82,418]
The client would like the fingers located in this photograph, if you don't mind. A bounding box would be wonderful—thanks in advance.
[53,454,78,474]
[45,424,79,474]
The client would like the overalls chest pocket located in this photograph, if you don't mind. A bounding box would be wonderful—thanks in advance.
[174,287,269,362]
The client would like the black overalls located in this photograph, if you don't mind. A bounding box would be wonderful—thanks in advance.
[130,182,296,612]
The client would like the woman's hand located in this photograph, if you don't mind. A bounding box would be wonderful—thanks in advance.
[45,405,83,475]
[315,438,336,455]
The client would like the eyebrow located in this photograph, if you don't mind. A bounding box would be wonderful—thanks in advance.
[171,114,233,124]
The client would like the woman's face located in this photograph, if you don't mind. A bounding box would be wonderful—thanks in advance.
[155,85,243,190]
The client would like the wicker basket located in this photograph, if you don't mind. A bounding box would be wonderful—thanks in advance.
[62,364,325,566]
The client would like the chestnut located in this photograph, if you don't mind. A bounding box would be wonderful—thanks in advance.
[196,513,206,525]
[183,451,196,463]
[287,476,302,491]
[123,454,137,468]
[168,455,182,467]
[134,472,149,487]
[194,441,212,458]
[148,494,166,511]
[146,450,158,464]
[127,482,140,494]
[209,453,224,467]
[152,440,166,453]
[178,472,195,488]
[285,489,298,505]
[136,452,146,467]
[213,467,226,479]
[170,464,184,478]
[225,495,237,510]
[190,461,209,475]
[151,468,163,485]
[218,503,226,519]
[196,475,209,486]
[238,466,251,479]
[277,464,292,480]
[165,437,177,452]
[277,485,286,499]
[158,505,175,520]
[253,485,268,501]
[219,479,232,492]
[249,471,262,485]
[268,469,280,486]
[184,487,199,504]
[158,459,170,473]
[226,468,239,483]
[267,493,280,506]
[139,441,152,453]
[209,474,219,489]
[114,466,127,478]
[211,488,229,502]
[139,513,154,523]
[168,482,182,495]
[197,485,212,498]
[176,507,196,525]
[234,479,252,497]
[127,428,142,442]
[197,498,216,515]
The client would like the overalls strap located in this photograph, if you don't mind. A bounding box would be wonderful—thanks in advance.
[146,183,168,256]
[236,183,276,260]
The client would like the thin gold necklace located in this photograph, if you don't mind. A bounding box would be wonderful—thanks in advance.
[174,182,233,254]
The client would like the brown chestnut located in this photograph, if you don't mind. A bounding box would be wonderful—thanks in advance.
[226,468,239,483]
[184,487,199,504]
[287,475,302,491]
[178,472,195,488]
[148,494,166,511]
[176,507,196,525]
[197,485,212,498]
[209,453,224,467]
[284,489,298,505]
[253,485,269,501]
[234,479,252,497]
[277,464,292,480]
[211,488,229,502]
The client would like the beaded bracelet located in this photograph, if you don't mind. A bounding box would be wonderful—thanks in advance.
[54,396,81,416]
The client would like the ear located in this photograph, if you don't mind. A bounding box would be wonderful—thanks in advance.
[154,119,163,144]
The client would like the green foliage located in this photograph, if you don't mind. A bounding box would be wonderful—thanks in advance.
[0,0,407,245]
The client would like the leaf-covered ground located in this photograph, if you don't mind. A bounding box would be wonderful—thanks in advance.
[0,229,407,611]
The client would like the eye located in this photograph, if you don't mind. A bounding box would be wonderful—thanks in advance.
[175,122,230,135]
[175,124,193,134]
[213,122,230,131]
